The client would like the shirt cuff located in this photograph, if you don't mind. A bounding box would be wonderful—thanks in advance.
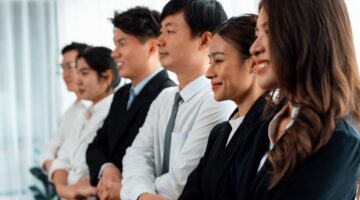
[98,162,115,179]
[48,159,70,182]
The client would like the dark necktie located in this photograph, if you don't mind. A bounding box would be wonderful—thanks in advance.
[162,92,183,174]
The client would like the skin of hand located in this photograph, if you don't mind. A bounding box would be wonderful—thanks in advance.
[138,193,167,200]
[43,159,53,172]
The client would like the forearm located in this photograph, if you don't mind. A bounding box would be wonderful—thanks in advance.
[53,169,68,188]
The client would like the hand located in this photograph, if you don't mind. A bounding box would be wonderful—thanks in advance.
[138,193,167,200]
[101,164,122,182]
[76,177,97,197]
[43,160,53,173]
[56,184,83,200]
[97,178,121,200]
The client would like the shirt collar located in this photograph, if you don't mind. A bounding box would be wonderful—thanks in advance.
[84,94,113,119]
[179,75,209,102]
[131,68,163,96]
[268,104,300,146]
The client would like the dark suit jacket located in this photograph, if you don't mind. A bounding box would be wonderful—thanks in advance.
[178,96,266,200]
[86,70,176,186]
[239,117,360,200]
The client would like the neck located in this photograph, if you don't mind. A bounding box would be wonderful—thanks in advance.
[131,61,161,86]
[91,91,111,105]
[235,86,263,117]
[176,59,208,90]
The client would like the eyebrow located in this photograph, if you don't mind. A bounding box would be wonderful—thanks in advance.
[114,37,126,43]
[255,21,268,32]
[209,52,226,57]
[162,22,177,28]
[78,67,91,71]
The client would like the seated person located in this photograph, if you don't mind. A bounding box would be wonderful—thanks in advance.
[29,42,88,199]
[178,14,265,200]
[85,7,176,200]
[40,42,89,174]
[50,47,120,200]
[117,1,235,200]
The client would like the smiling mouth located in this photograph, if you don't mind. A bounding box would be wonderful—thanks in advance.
[254,62,268,74]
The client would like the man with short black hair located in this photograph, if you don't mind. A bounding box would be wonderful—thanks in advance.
[121,1,234,200]
[85,6,175,200]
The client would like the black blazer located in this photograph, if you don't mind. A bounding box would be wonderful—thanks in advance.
[238,117,360,200]
[178,96,266,200]
[86,70,176,186]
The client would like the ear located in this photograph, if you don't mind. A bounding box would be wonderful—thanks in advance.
[147,39,158,56]
[101,69,114,88]
[199,31,212,50]
[249,58,256,74]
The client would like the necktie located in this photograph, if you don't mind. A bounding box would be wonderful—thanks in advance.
[162,92,183,174]
[127,87,136,110]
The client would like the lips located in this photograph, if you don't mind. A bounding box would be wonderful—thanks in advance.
[159,51,169,59]
[116,61,125,70]
[211,82,222,90]
[254,61,269,75]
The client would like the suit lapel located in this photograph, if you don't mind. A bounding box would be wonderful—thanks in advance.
[217,96,266,182]
[109,70,171,152]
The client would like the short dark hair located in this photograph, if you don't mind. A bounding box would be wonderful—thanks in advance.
[111,6,161,43]
[76,47,120,89]
[161,0,228,37]
[213,14,257,61]
[61,42,89,55]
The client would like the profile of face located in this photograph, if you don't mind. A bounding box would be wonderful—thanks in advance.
[111,28,154,84]
[76,58,111,104]
[250,8,278,90]
[206,34,255,103]
[62,50,79,92]
[158,11,200,73]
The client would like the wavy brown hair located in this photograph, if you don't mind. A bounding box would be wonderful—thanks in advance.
[260,0,360,188]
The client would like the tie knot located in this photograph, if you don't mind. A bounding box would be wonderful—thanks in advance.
[174,92,183,105]
[84,108,92,121]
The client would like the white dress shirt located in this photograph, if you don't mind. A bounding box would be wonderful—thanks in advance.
[257,105,300,172]
[39,100,87,171]
[121,75,236,200]
[226,116,245,146]
[49,94,113,185]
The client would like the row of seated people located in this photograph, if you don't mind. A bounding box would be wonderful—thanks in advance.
[33,0,360,199]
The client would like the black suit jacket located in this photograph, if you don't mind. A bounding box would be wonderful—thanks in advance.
[178,96,266,200]
[246,117,360,200]
[86,70,176,186]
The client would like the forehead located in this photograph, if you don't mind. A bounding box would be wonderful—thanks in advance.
[257,8,268,27]
[76,58,89,68]
[62,50,78,61]
[161,11,188,29]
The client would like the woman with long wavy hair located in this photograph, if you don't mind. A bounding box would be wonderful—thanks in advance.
[246,0,360,199]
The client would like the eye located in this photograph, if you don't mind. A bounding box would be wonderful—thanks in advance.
[214,59,223,64]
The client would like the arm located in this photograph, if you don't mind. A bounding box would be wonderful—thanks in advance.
[52,169,82,200]
[178,125,221,200]
[271,129,360,200]
[121,98,159,200]
[154,97,234,199]
[40,120,66,173]
[86,109,116,186]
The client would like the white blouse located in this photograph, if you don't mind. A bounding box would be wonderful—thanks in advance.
[257,105,300,172]
[49,94,113,184]
[39,100,87,171]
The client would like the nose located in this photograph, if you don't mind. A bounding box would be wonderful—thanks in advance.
[250,37,264,58]
[111,47,120,59]
[158,33,165,47]
[205,64,216,80]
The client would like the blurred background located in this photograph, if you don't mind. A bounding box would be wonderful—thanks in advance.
[0,0,359,199]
